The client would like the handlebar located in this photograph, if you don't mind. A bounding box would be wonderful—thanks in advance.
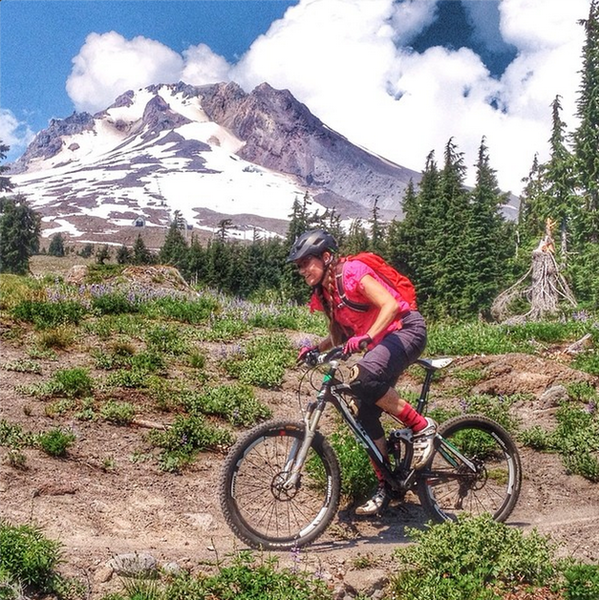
[302,346,347,367]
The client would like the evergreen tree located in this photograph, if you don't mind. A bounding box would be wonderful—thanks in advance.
[369,198,386,255]
[463,138,514,315]
[573,0,599,244]
[79,243,94,258]
[0,142,14,194]
[159,221,188,271]
[116,244,132,264]
[344,218,370,255]
[185,234,205,284]
[517,154,546,249]
[402,153,442,312]
[95,245,111,265]
[204,237,233,291]
[216,218,233,243]
[387,179,422,278]
[543,96,576,260]
[132,234,152,265]
[0,194,41,275]
[286,191,313,244]
[433,139,471,318]
[48,232,65,257]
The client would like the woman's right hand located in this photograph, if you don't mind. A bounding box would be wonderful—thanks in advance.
[297,345,319,365]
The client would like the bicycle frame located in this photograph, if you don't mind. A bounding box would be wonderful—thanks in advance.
[283,351,475,494]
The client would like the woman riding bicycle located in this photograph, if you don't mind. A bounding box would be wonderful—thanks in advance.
[289,229,436,515]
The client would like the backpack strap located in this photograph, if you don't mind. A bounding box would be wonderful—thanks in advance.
[335,261,370,313]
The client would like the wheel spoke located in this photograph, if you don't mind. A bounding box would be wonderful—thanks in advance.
[220,421,340,549]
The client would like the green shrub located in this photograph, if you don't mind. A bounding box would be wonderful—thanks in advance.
[0,520,62,590]
[36,428,76,457]
[0,420,35,449]
[100,401,136,425]
[392,514,558,600]
[328,424,376,501]
[11,299,86,329]
[519,425,553,450]
[572,350,599,376]
[197,316,249,341]
[561,562,599,600]
[553,402,599,482]
[52,367,95,398]
[147,415,234,472]
[144,324,189,355]
[105,368,152,389]
[105,551,332,600]
[184,384,272,427]
[142,295,219,323]
[91,292,139,315]
[1,359,42,374]
[222,333,294,388]
[426,320,593,357]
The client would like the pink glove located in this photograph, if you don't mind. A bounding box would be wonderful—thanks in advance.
[343,334,372,355]
[297,345,318,365]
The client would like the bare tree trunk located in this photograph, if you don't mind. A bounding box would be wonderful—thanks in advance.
[529,248,559,318]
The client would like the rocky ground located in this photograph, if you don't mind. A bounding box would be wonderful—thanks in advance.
[0,260,597,597]
[1,339,598,598]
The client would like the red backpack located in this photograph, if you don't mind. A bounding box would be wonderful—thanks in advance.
[336,252,417,312]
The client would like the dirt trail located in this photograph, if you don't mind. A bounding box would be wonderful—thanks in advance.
[1,338,598,596]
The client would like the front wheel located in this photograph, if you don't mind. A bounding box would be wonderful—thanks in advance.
[220,420,341,550]
[417,414,522,523]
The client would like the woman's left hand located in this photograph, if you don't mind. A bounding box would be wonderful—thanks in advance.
[343,334,372,354]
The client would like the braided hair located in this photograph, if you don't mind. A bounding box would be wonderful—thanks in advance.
[314,256,351,345]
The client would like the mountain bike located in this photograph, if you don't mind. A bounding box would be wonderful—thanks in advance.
[220,347,522,550]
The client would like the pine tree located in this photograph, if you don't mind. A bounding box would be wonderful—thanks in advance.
[0,194,41,275]
[185,234,205,284]
[403,152,442,312]
[132,234,152,265]
[517,154,546,249]
[95,245,111,265]
[159,221,188,271]
[116,244,132,264]
[0,142,14,194]
[79,243,94,258]
[463,138,514,315]
[344,218,370,255]
[48,233,66,257]
[435,139,471,318]
[543,96,576,260]
[369,198,386,255]
[573,0,599,244]
[286,191,312,244]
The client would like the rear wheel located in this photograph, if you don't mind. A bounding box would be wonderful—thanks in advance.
[220,420,341,550]
[417,414,522,522]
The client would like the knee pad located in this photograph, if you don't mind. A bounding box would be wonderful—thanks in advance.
[348,364,389,406]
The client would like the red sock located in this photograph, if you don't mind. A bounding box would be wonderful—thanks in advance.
[397,404,428,432]
[369,457,385,485]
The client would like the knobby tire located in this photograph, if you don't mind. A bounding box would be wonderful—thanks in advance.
[219,420,341,550]
[417,414,522,523]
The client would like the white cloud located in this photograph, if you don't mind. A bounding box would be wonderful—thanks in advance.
[66,32,231,114]
[62,0,590,195]
[231,0,589,194]
[0,109,35,161]
[181,44,231,85]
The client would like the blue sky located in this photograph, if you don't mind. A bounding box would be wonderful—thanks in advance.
[0,0,590,194]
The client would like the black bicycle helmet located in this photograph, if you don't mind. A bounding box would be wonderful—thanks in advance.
[287,229,338,262]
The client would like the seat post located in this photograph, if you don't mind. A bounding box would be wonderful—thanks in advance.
[415,368,435,415]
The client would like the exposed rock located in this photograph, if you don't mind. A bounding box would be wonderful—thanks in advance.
[107,552,157,576]
[540,384,569,407]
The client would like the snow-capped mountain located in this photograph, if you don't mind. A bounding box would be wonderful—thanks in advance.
[10,81,420,245]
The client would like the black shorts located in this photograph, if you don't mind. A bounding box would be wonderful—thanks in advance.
[358,310,427,390]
